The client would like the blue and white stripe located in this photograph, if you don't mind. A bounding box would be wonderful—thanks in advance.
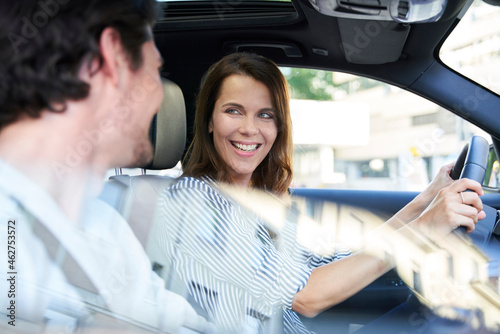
[153,176,351,333]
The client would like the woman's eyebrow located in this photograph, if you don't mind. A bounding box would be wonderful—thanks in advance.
[220,102,275,113]
[220,102,244,109]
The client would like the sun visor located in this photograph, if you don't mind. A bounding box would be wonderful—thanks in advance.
[308,0,447,24]
[338,18,410,64]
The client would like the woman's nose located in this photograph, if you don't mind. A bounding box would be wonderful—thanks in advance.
[239,117,259,136]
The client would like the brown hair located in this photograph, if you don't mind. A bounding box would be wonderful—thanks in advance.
[182,53,293,195]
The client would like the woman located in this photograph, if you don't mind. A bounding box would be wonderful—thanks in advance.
[152,53,485,333]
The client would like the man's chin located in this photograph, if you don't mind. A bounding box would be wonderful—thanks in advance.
[122,143,154,169]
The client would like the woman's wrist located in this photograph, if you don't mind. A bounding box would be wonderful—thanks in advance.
[413,186,437,211]
[388,192,431,229]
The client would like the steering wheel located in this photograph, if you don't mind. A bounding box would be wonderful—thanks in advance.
[449,136,497,248]
[450,136,489,182]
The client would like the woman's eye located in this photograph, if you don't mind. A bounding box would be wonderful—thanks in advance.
[225,108,240,115]
[259,112,274,119]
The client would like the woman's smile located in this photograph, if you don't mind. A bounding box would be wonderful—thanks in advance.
[231,141,261,153]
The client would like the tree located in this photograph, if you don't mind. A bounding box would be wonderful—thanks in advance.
[282,68,336,101]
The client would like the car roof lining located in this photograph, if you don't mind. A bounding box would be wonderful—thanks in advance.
[154,0,467,79]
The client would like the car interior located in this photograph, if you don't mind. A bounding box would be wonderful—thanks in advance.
[100,0,500,332]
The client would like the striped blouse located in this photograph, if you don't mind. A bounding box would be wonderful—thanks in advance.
[153,176,351,333]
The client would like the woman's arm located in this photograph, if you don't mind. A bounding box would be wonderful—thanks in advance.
[292,175,485,318]
[292,250,390,317]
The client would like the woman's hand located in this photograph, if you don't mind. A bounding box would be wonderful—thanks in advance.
[387,162,457,229]
[418,162,455,207]
[411,178,485,236]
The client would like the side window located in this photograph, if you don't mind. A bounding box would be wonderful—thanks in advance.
[484,148,500,189]
[282,68,488,191]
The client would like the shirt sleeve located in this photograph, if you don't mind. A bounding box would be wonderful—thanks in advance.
[300,247,352,268]
[153,177,312,312]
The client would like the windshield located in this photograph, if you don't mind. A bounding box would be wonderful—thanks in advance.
[440,0,500,95]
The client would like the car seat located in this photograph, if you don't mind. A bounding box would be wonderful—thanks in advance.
[99,78,186,248]
[99,76,218,319]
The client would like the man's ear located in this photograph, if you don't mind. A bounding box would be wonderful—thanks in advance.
[98,27,127,87]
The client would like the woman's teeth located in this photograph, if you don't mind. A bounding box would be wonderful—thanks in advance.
[232,142,259,152]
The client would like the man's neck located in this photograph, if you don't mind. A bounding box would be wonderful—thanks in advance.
[0,116,106,222]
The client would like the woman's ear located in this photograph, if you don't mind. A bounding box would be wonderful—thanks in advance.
[209,119,213,133]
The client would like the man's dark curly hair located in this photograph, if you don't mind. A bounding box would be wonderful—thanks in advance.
[0,0,156,129]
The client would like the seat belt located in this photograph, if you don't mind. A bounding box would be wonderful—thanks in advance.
[21,206,108,310]
[32,221,102,296]
[19,205,166,333]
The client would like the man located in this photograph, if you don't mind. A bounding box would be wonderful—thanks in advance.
[0,1,209,332]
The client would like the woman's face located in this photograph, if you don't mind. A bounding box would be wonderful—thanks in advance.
[210,74,278,187]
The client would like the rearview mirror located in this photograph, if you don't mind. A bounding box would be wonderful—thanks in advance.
[309,0,448,23]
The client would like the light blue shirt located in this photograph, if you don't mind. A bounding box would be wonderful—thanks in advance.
[0,159,211,333]
[0,159,89,332]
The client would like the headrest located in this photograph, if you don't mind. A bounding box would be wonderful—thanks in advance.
[144,78,187,170]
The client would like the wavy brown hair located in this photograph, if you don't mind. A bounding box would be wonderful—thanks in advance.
[182,53,293,195]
